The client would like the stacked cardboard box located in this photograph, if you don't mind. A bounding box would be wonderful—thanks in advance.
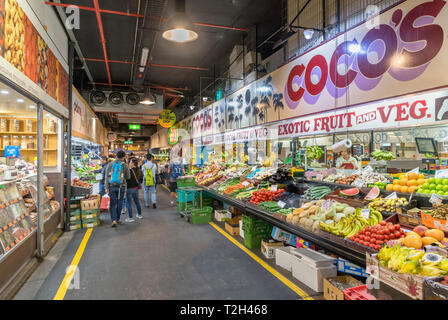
[80,197,100,228]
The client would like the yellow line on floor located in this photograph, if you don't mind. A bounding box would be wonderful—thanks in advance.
[209,222,313,300]
[162,184,170,192]
[53,228,93,300]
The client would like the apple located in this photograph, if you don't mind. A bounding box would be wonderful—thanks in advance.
[413,225,428,237]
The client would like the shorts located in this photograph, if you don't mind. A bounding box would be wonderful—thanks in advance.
[169,181,178,193]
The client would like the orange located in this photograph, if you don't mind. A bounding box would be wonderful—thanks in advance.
[408,186,418,193]
[418,174,425,180]
[417,178,425,186]
[386,184,394,191]
[407,172,418,180]
[393,179,400,185]
[400,178,408,186]
[393,185,402,192]
[407,179,418,187]
[401,186,409,193]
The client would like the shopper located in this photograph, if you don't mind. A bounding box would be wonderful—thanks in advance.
[94,156,109,199]
[168,155,185,207]
[105,150,131,227]
[336,149,360,170]
[126,158,143,222]
[142,153,157,209]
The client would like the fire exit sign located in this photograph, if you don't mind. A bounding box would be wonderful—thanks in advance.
[129,124,141,130]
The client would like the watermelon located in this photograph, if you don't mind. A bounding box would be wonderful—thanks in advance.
[340,188,359,197]
[365,186,380,201]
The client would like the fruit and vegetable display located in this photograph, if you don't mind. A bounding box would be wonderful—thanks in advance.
[306,146,324,160]
[250,189,285,205]
[397,225,447,249]
[335,174,359,185]
[71,178,92,188]
[74,161,100,182]
[417,177,448,196]
[368,197,408,214]
[350,221,404,251]
[257,201,281,213]
[303,186,333,200]
[319,207,383,238]
[426,203,448,220]
[386,172,427,194]
[371,150,396,161]
[225,182,253,195]
[377,245,448,277]
[196,164,225,186]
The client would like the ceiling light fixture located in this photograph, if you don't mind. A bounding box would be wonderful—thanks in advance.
[1,90,9,95]
[162,0,198,43]
[139,47,149,73]
[303,29,314,40]
[16,98,24,103]
[29,105,36,109]
[140,89,156,105]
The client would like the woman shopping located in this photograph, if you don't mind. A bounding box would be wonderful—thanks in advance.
[336,149,360,170]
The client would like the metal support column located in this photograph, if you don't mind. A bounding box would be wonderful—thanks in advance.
[36,103,44,258]
[65,41,75,231]
[255,24,258,81]
[337,0,341,33]
[322,0,326,40]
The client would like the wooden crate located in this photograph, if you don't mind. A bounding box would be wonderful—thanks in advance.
[397,213,421,227]
[366,253,425,300]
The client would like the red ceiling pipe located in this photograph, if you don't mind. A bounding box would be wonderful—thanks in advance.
[85,58,135,64]
[93,0,112,87]
[45,2,144,18]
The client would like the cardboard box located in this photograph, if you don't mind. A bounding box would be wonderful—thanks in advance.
[271,226,296,246]
[81,212,99,220]
[366,253,425,300]
[69,224,81,231]
[225,217,241,236]
[81,198,99,211]
[323,276,363,300]
[230,206,243,216]
[261,239,284,259]
[82,221,100,229]
[69,215,80,222]
[69,209,81,217]
[421,211,448,232]
[337,258,369,278]
[215,209,231,222]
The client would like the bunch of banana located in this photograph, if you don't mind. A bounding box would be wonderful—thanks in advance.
[368,209,383,226]
[320,210,371,238]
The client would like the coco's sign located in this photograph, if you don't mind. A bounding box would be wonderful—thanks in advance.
[192,106,213,137]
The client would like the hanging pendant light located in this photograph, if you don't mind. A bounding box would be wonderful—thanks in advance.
[140,88,156,105]
[162,0,198,43]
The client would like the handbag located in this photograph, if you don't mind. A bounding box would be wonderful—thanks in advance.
[131,168,142,189]
[100,194,110,210]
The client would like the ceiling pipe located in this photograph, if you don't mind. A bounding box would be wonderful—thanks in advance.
[45,2,144,17]
[89,82,186,92]
[93,0,112,87]
[84,58,208,70]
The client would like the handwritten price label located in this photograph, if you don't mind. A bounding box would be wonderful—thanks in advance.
[242,181,250,187]
[277,201,286,208]
[361,208,371,220]
[271,185,278,192]
[385,192,398,199]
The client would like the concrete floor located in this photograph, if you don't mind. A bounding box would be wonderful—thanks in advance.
[14,187,320,300]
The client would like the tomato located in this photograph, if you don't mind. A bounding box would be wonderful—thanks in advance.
[384,229,390,235]
[375,245,381,250]
[365,232,371,237]
[394,224,401,231]
[370,238,376,244]
[394,231,401,238]
[380,221,387,226]
[378,230,383,235]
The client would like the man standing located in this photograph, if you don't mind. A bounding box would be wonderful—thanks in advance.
[168,155,185,207]
[105,150,130,227]
[142,154,157,209]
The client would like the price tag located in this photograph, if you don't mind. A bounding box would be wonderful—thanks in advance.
[96,173,103,181]
[352,179,364,188]
[363,165,373,173]
[408,167,419,175]
[435,169,448,179]
[352,170,361,175]
[322,199,332,211]
[361,208,371,220]
[277,201,286,208]
[315,174,324,181]
[385,192,398,199]
[271,185,278,192]
[242,181,250,187]
[429,193,443,206]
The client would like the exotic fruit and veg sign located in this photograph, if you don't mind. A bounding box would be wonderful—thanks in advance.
[279,0,448,120]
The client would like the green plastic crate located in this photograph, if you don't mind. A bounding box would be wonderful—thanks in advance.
[82,216,99,224]
[244,233,266,249]
[69,209,81,217]
[81,209,100,215]
[177,177,196,188]
[177,202,196,212]
[190,206,213,224]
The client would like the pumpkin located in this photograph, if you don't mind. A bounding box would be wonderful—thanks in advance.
[403,234,423,249]
[425,229,445,242]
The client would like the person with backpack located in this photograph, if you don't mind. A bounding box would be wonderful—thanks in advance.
[142,153,157,209]
[105,150,131,227]
[168,156,185,207]
[126,158,143,222]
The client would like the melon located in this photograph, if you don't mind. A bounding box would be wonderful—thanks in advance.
[425,229,445,242]
[365,186,380,201]
[403,234,423,249]
[340,188,359,197]
[422,236,438,246]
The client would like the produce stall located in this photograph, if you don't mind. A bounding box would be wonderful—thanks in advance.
[183,159,448,299]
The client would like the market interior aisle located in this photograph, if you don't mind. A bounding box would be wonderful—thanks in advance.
[15,187,302,300]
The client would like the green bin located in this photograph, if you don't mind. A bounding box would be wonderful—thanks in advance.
[190,206,213,224]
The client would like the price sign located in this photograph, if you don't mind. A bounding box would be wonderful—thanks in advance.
[242,181,250,187]
[361,208,371,220]
[277,201,286,208]
[315,174,324,181]
[430,193,443,206]
[352,179,364,188]
[408,167,420,175]
[271,185,278,192]
[96,173,103,181]
[435,169,448,179]
[322,199,332,211]
[363,165,373,173]
[385,192,398,199]
[352,170,361,175]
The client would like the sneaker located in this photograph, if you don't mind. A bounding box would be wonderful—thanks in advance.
[145,205,150,208]
[125,218,135,223]
[117,220,123,225]
[111,221,117,228]
[121,209,127,214]
[153,204,157,209]
[170,201,174,206]
[136,214,143,219]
